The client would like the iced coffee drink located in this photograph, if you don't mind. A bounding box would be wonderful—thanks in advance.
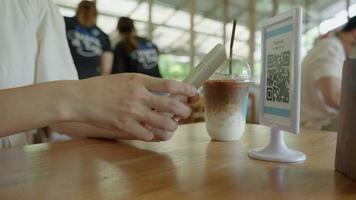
[203,75,250,141]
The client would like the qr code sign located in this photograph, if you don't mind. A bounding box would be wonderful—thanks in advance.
[266,51,290,103]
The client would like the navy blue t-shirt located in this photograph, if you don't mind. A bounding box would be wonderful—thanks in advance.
[112,37,161,78]
[64,17,111,79]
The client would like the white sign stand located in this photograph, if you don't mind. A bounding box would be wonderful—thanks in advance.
[249,127,306,162]
[249,7,306,163]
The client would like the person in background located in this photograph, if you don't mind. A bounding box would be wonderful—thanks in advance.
[65,0,113,79]
[301,16,356,131]
[111,17,162,78]
[0,0,198,148]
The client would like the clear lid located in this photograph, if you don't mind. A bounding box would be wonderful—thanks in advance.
[212,56,253,83]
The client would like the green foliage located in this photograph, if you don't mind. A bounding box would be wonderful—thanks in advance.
[159,54,190,81]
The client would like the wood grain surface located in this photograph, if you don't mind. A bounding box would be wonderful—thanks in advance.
[0,123,355,200]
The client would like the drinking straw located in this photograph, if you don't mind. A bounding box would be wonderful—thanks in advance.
[229,19,237,75]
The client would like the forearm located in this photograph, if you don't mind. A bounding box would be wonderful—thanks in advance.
[316,76,341,110]
[0,80,131,140]
[0,81,73,137]
[51,122,134,140]
[101,51,114,75]
[0,73,198,142]
[324,93,340,109]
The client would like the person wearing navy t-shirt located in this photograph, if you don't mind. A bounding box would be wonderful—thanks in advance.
[65,1,113,79]
[112,17,162,78]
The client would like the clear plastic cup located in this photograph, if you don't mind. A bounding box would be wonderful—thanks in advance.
[203,57,252,141]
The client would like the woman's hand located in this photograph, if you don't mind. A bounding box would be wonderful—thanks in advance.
[65,73,197,141]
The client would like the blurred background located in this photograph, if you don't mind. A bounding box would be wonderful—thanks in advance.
[53,0,356,123]
[54,0,356,81]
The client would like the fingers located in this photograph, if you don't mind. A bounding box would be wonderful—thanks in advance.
[141,123,174,141]
[139,122,173,141]
[147,95,192,119]
[142,109,178,132]
[187,94,200,105]
[124,121,154,141]
[144,77,197,97]
[151,127,174,141]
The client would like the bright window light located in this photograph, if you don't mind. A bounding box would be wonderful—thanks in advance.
[195,34,209,47]
[53,0,81,7]
[349,4,356,17]
[170,33,190,52]
[154,27,184,50]
[152,4,176,24]
[255,31,262,45]
[134,21,147,37]
[130,2,149,21]
[226,23,249,41]
[236,41,249,58]
[97,15,118,34]
[225,40,249,58]
[195,18,223,36]
[165,11,190,29]
[97,0,138,16]
[175,55,190,63]
[197,36,223,54]
[58,6,75,17]
[165,11,202,29]
[254,45,261,60]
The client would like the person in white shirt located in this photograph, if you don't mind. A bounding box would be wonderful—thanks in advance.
[0,0,197,148]
[301,16,356,130]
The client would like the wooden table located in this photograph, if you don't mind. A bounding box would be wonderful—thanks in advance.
[0,123,355,200]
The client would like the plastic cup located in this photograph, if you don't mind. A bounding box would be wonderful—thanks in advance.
[203,57,252,141]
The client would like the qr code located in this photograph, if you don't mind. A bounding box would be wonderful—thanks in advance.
[266,51,290,103]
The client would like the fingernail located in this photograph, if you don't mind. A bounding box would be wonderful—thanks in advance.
[172,116,180,122]
[162,132,173,141]
[144,133,154,141]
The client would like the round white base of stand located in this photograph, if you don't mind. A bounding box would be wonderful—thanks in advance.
[248,127,306,163]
